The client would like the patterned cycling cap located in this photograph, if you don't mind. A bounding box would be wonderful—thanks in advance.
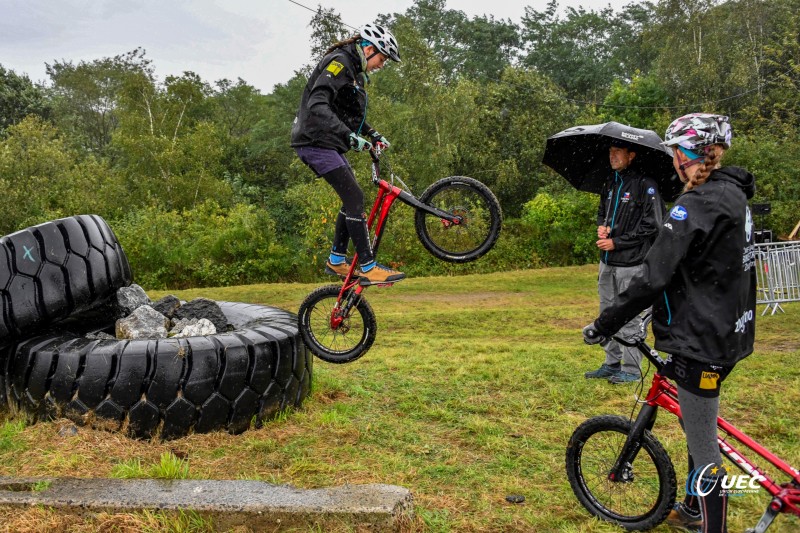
[663,113,732,152]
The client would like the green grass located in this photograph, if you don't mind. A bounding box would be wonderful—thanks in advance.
[111,452,190,480]
[1,265,799,532]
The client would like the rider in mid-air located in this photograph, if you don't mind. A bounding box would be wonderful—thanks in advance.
[291,23,405,285]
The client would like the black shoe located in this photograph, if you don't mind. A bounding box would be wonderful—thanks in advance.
[608,371,641,384]
[584,363,620,379]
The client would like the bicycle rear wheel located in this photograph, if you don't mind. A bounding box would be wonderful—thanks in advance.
[297,284,376,364]
[565,415,676,531]
[414,176,502,263]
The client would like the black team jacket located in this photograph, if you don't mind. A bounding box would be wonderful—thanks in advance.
[594,167,757,366]
[598,167,664,266]
[291,43,377,153]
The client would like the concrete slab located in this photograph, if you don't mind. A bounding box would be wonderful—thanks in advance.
[0,477,413,531]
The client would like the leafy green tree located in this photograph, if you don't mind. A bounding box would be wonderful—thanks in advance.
[46,48,154,153]
[453,15,520,81]
[404,0,519,82]
[307,6,350,65]
[736,0,800,130]
[452,67,579,216]
[599,72,672,129]
[112,70,231,211]
[0,65,51,133]
[521,1,619,100]
[0,116,120,233]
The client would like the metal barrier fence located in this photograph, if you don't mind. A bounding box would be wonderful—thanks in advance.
[755,240,800,315]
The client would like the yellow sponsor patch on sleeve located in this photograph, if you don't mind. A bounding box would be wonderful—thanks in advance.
[325,60,344,76]
[699,371,720,390]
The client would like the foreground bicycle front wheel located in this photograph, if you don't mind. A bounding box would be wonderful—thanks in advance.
[298,284,377,364]
[565,415,676,531]
[415,176,502,263]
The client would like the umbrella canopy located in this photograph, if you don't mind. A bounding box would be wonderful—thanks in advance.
[542,121,683,201]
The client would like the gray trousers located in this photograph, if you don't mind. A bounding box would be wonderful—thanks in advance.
[598,262,644,375]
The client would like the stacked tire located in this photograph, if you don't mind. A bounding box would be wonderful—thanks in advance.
[0,216,312,440]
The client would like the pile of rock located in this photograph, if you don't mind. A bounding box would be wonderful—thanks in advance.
[87,285,232,340]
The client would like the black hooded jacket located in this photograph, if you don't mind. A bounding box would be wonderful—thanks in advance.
[595,166,757,367]
[291,43,375,153]
[597,167,664,267]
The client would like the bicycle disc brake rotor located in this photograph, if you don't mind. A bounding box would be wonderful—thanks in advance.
[330,310,351,334]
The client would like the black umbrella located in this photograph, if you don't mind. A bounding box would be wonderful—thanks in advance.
[542,121,683,201]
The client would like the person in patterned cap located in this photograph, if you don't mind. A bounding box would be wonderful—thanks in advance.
[584,113,756,533]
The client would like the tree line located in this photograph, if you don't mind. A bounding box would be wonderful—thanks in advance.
[1,0,798,288]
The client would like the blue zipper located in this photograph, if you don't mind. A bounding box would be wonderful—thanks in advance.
[605,172,623,263]
[663,292,672,325]
[354,84,368,136]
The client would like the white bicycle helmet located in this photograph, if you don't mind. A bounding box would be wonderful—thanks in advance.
[359,23,401,62]
[663,113,732,153]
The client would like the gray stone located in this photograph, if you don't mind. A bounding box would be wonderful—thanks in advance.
[0,477,413,532]
[170,318,216,338]
[116,305,169,340]
[85,331,116,341]
[58,425,79,437]
[169,318,196,334]
[174,298,229,332]
[115,284,151,316]
[152,295,181,318]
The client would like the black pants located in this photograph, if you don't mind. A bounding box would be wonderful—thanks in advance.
[321,165,374,266]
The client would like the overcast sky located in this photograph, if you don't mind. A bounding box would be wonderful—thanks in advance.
[1,0,633,93]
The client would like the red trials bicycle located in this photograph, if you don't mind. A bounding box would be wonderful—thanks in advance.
[566,315,800,532]
[297,146,502,364]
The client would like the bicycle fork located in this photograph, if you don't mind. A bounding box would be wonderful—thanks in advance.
[608,403,659,483]
[330,283,364,330]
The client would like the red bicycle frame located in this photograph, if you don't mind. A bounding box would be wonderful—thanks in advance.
[329,147,461,329]
[616,339,800,532]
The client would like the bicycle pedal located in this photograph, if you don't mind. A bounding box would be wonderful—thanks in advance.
[358,279,398,287]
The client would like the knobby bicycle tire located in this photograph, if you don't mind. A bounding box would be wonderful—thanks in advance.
[3,302,312,440]
[565,415,676,531]
[298,284,377,364]
[414,176,502,263]
[0,215,132,339]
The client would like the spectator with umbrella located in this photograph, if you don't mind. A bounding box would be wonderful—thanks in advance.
[543,122,669,383]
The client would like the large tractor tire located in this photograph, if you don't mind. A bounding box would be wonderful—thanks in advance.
[0,215,132,339]
[3,302,312,440]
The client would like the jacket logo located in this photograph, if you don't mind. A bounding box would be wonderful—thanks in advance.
[699,371,720,390]
[648,187,655,195]
[622,192,631,203]
[326,61,344,76]
[670,205,688,221]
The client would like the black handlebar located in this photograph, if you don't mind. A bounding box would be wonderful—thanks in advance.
[609,312,665,371]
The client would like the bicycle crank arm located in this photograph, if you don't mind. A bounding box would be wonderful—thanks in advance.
[746,500,780,533]
[398,190,461,222]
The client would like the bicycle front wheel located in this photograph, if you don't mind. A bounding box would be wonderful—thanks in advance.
[565,415,676,531]
[297,284,377,364]
[414,176,502,263]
